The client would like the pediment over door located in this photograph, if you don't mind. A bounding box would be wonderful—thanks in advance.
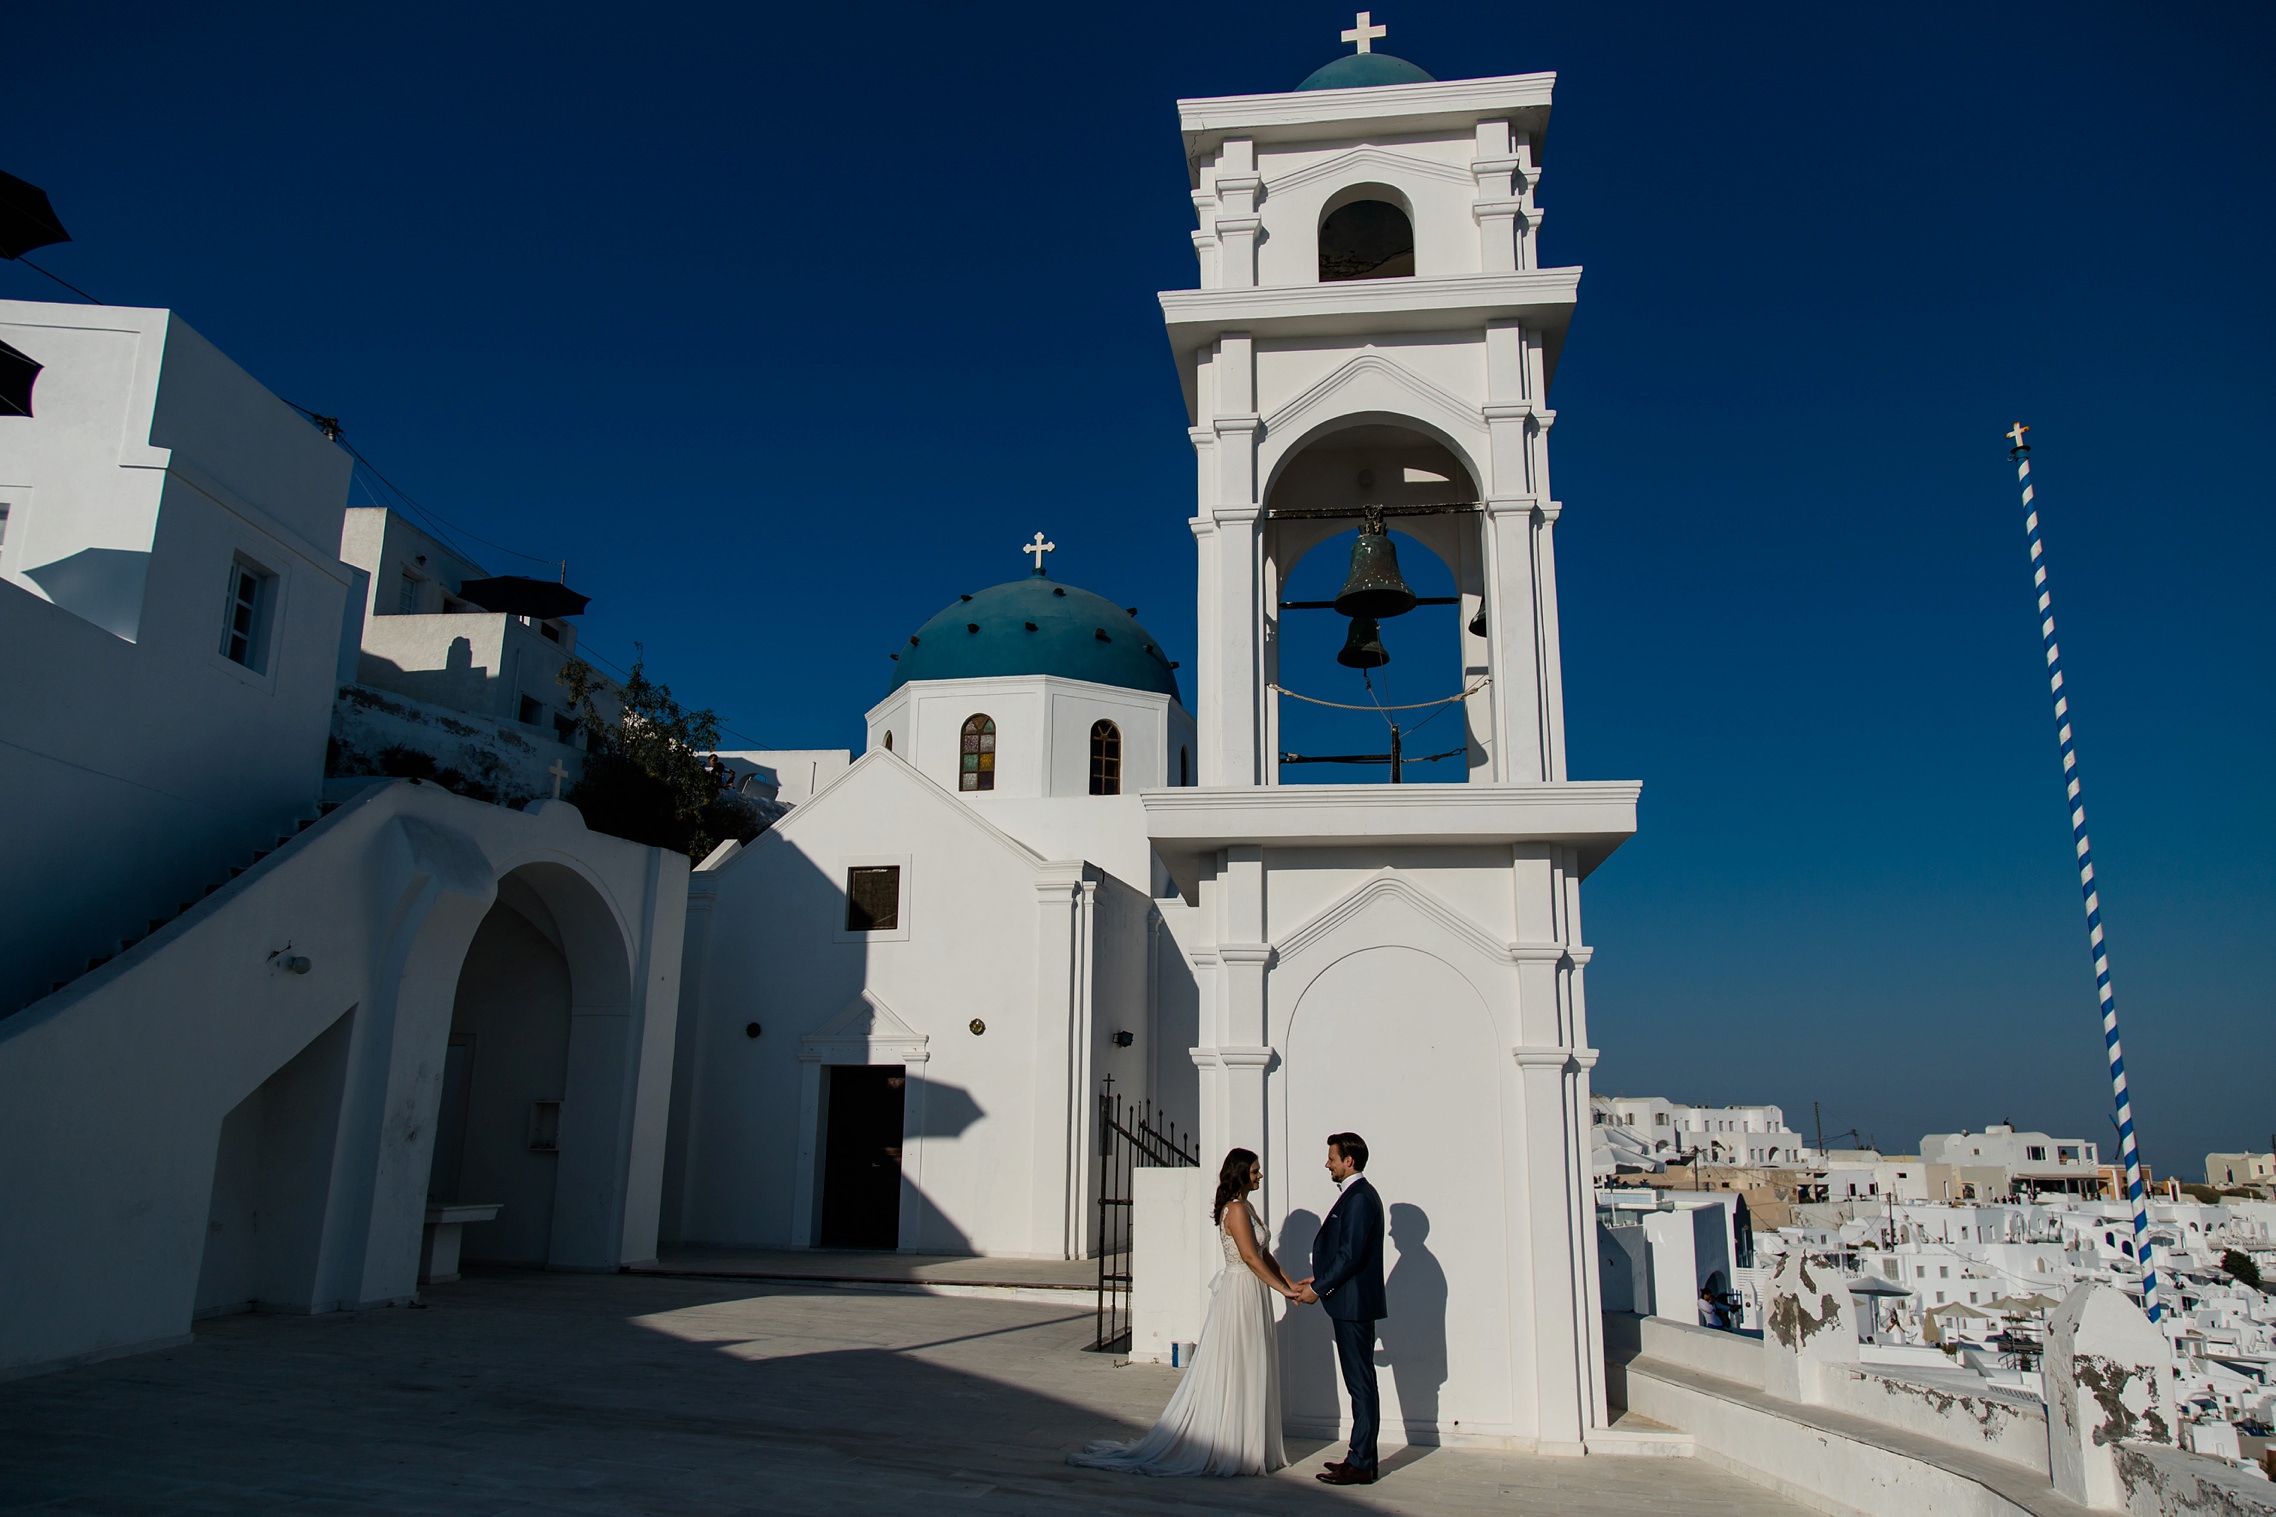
[799,989,930,1065]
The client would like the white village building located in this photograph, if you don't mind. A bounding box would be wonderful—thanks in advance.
[0,300,689,1379]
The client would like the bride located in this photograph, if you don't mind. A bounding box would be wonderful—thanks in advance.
[1069,1148,1298,1477]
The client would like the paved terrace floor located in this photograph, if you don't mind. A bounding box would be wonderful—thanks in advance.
[0,1270,1816,1517]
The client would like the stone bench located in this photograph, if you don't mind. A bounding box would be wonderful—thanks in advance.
[419,1203,501,1285]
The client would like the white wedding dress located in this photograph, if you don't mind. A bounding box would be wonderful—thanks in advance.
[1070,1200,1287,1477]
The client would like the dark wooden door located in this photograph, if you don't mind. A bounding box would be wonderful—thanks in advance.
[820,1065,905,1249]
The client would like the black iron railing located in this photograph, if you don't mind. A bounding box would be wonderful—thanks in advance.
[1093,1078,1198,1353]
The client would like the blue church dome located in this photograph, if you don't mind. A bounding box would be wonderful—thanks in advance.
[888,573,1182,703]
[1297,53,1435,90]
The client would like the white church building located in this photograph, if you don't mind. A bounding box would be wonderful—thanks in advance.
[666,31,1640,1457]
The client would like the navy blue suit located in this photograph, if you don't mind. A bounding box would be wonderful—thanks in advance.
[1310,1175,1386,1470]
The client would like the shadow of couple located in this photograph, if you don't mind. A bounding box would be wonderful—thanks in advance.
[1274,1201,1448,1465]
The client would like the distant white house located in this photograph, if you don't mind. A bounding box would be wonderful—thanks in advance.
[1593,1094,1813,1166]
[330,506,607,805]
[1921,1123,2102,1199]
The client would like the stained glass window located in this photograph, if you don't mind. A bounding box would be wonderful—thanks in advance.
[960,714,996,792]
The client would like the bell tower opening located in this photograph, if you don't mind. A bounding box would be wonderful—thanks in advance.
[1319,196,1414,281]
[1263,424,1481,786]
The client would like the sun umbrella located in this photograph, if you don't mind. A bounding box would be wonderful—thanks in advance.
[0,337,40,417]
[0,171,71,261]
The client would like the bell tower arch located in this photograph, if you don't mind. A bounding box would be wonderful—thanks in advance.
[1166,69,1572,787]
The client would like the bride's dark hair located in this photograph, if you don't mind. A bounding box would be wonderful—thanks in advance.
[1212,1147,1260,1225]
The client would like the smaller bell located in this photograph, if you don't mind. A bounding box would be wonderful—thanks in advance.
[1333,520,1418,619]
[1336,616,1391,669]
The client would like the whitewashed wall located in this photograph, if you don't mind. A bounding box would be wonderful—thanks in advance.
[0,301,356,1015]
[0,782,687,1379]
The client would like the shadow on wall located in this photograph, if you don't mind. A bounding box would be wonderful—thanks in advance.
[1276,1208,1338,1416]
[1379,1202,1448,1439]
[25,547,153,643]
[895,1077,984,1255]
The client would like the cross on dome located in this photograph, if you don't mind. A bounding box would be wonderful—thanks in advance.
[2006,422,2031,448]
[1341,11,1387,54]
[1023,532,1056,571]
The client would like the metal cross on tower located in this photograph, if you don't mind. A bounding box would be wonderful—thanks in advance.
[1022,532,1055,571]
[2008,422,2162,1322]
[1341,11,1387,53]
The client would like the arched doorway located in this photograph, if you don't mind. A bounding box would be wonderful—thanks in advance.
[1262,423,1483,785]
[427,863,635,1269]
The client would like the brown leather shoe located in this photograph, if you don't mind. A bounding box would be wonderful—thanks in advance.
[1317,1465,1377,1485]
[1320,1459,1348,1472]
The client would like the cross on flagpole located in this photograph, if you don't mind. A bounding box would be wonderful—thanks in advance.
[1022,532,1055,571]
[1341,10,1387,53]
[2007,422,2162,1322]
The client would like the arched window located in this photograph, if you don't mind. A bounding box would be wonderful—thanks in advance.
[882,730,893,752]
[1089,721,1122,795]
[1319,199,1414,281]
[959,714,995,791]
[1179,745,1191,787]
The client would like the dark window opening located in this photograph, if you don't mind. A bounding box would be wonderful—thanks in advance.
[1319,199,1414,281]
[845,865,901,931]
[519,695,543,726]
[960,714,996,792]
[1180,745,1192,786]
[1089,720,1122,795]
[882,730,893,752]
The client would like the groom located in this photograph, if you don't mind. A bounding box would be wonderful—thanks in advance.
[1295,1132,1385,1486]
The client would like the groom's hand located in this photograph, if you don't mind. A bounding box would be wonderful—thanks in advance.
[1294,1279,1320,1305]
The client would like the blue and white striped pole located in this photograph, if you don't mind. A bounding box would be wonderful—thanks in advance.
[2008,422,2161,1322]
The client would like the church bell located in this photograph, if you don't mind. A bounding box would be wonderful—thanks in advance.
[1332,519,1418,619]
[1336,616,1391,669]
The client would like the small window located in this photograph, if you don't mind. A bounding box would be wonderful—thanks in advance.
[221,557,275,670]
[519,695,543,726]
[397,572,420,613]
[1319,198,1414,281]
[1089,720,1122,795]
[552,713,578,746]
[527,1100,561,1152]
[540,620,562,642]
[2028,1146,2047,1161]
[0,501,11,556]
[883,730,893,752]
[845,865,901,931]
[960,714,995,792]
[1179,745,1191,786]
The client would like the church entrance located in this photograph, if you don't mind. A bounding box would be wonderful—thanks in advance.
[819,1065,905,1249]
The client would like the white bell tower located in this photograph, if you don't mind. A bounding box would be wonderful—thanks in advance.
[1140,23,1643,1458]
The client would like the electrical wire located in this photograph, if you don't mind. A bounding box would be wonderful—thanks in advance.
[12,256,99,303]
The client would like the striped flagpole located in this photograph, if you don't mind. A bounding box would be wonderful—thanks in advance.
[2008,423,2161,1322]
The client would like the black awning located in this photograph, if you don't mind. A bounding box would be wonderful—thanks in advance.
[458,575,590,619]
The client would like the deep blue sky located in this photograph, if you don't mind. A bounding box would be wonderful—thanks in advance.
[14,3,2270,1174]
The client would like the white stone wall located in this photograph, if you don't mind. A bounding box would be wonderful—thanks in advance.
[666,752,1166,1259]
[0,301,357,1015]
[0,781,688,1378]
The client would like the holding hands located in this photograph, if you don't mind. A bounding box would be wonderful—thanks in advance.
[1291,1277,1320,1306]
